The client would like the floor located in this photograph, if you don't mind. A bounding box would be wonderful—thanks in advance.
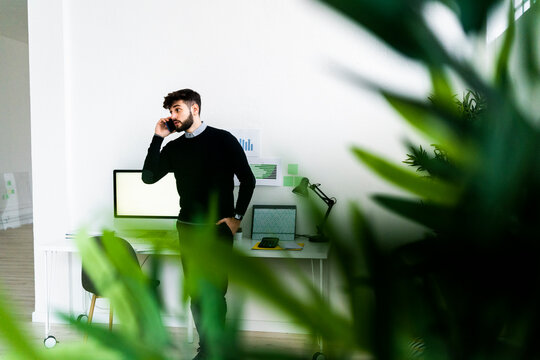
[0,224,323,359]
[0,224,34,322]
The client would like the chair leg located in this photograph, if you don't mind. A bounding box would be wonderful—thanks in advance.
[84,294,98,343]
[109,306,113,330]
[88,294,97,324]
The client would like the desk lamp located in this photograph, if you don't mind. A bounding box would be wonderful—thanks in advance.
[292,177,336,242]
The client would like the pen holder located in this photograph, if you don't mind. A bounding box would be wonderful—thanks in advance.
[234,228,243,241]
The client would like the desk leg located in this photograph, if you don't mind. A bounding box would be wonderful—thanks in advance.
[319,259,324,353]
[311,259,325,353]
[45,250,51,338]
[45,250,58,337]
[68,252,73,317]
[319,259,324,298]
[43,250,58,348]
[187,298,194,343]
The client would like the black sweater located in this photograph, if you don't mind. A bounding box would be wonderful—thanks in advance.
[142,126,256,223]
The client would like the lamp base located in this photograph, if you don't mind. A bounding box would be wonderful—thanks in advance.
[308,234,329,242]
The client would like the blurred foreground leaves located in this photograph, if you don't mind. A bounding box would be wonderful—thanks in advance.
[2,1,540,359]
[319,0,540,359]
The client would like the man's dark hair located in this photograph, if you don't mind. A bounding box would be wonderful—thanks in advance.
[163,89,202,115]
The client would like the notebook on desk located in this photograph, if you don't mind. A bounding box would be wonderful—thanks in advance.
[251,241,304,250]
[251,205,297,241]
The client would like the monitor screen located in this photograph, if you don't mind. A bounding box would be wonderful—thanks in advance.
[113,170,179,218]
[251,205,297,241]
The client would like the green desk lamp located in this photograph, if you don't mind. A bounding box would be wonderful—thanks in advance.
[292,177,336,242]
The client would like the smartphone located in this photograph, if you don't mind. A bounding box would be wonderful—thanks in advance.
[165,118,176,133]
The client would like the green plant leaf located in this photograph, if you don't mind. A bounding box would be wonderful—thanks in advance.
[429,66,455,105]
[178,231,358,350]
[372,194,454,230]
[514,3,540,85]
[447,0,501,33]
[0,285,44,360]
[328,204,377,352]
[348,205,402,359]
[383,92,463,155]
[494,0,516,88]
[75,230,169,350]
[403,145,430,172]
[51,313,167,360]
[386,90,484,176]
[352,147,460,205]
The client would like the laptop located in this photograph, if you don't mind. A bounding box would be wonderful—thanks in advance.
[250,205,297,241]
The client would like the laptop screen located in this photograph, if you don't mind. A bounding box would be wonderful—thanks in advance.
[251,205,296,241]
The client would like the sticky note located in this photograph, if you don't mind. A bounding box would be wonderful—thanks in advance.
[294,176,303,186]
[283,176,294,187]
[287,164,299,175]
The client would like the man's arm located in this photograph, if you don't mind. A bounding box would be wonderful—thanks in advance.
[216,132,256,234]
[234,151,256,217]
[142,118,174,184]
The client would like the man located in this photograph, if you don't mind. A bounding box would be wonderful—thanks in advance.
[142,89,256,359]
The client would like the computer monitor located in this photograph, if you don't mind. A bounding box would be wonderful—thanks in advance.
[113,170,179,219]
[250,205,297,241]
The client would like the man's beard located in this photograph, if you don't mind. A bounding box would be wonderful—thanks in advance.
[176,111,194,132]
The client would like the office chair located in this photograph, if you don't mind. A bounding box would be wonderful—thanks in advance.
[81,235,157,336]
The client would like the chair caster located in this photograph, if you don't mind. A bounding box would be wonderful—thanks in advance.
[312,352,326,360]
[76,314,88,322]
[44,335,57,348]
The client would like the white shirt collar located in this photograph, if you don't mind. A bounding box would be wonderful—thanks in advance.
[185,122,207,138]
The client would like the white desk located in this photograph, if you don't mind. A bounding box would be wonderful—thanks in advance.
[39,235,330,348]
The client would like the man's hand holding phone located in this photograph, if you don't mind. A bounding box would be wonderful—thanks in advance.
[155,118,176,137]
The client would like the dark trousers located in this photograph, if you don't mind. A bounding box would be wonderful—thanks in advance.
[176,221,233,352]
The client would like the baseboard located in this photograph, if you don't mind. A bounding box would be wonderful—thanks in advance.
[32,311,307,334]
[233,319,307,334]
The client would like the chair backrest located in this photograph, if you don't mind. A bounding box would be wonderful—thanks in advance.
[81,235,139,296]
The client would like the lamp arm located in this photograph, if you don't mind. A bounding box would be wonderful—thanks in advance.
[316,195,335,239]
[323,201,335,222]
[302,182,336,242]
[310,184,336,225]
[310,184,335,207]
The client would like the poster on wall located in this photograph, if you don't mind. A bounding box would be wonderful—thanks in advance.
[235,158,282,187]
[229,129,260,158]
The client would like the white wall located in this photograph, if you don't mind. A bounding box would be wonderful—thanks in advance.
[29,0,433,331]
[28,0,71,322]
[0,35,31,174]
[0,35,32,229]
[62,0,429,238]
